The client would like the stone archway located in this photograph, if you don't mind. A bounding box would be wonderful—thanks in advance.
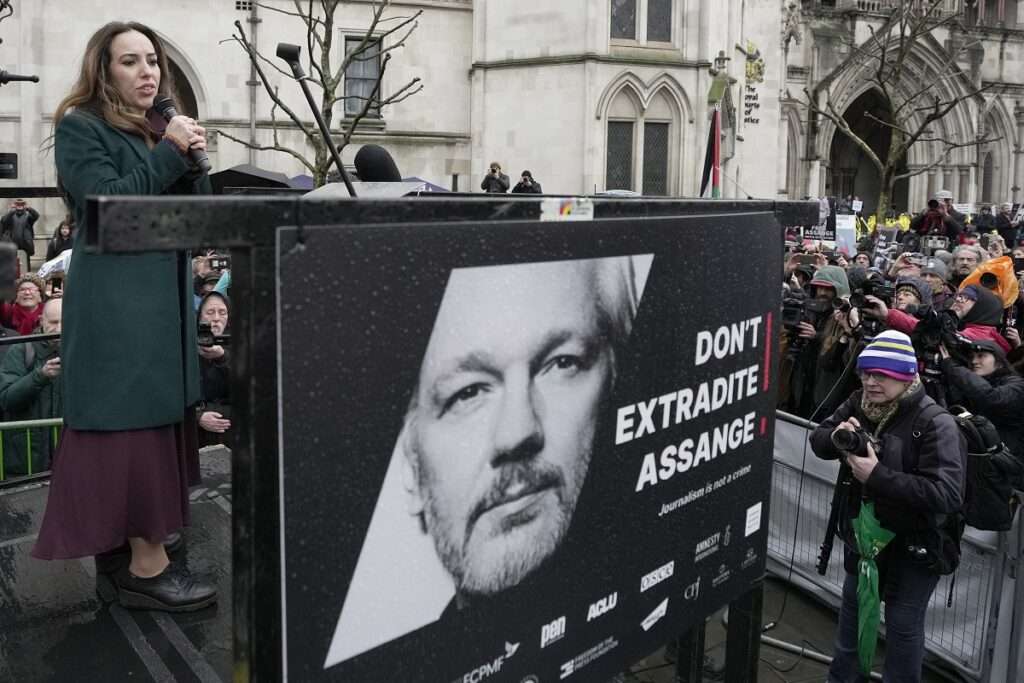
[813,32,979,212]
[155,32,207,119]
[827,90,909,215]
[167,59,199,119]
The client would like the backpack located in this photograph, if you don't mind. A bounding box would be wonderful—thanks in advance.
[907,403,1021,576]
[913,403,1020,531]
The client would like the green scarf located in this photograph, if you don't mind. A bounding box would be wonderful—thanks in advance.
[859,375,921,436]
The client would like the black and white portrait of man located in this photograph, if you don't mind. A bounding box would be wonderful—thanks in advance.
[323,254,652,669]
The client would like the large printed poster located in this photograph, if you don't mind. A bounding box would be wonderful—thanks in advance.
[277,215,780,682]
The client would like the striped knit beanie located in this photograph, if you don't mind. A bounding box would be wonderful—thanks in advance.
[857,330,917,381]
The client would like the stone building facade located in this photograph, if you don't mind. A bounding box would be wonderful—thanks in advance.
[1,0,1023,229]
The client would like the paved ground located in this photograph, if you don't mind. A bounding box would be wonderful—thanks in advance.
[624,583,958,683]
[0,447,232,683]
[0,449,963,683]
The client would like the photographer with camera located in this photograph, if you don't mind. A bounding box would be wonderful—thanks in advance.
[196,292,230,447]
[811,331,966,683]
[511,170,542,194]
[940,339,1024,463]
[877,284,1010,353]
[995,202,1018,248]
[0,299,63,475]
[909,197,962,243]
[778,265,852,419]
[479,161,510,194]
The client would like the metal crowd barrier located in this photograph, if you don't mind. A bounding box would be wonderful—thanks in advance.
[768,410,1021,682]
[0,331,63,486]
[0,417,62,485]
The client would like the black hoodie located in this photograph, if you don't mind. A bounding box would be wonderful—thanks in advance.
[959,285,1003,327]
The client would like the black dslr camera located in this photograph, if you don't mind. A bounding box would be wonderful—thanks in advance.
[831,426,878,458]
[198,321,230,348]
[781,292,832,329]
[208,256,230,271]
[849,273,895,310]
[912,307,960,354]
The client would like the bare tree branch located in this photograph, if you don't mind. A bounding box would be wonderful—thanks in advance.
[227,20,318,146]
[222,0,422,186]
[804,86,885,173]
[257,1,324,26]
[303,0,327,83]
[214,129,316,174]
[801,0,993,218]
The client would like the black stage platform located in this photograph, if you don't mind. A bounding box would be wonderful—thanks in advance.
[0,444,950,682]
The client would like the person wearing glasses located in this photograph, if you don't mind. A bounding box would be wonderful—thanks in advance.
[811,330,965,683]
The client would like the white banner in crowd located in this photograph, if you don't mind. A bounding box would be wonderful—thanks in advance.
[834,215,858,256]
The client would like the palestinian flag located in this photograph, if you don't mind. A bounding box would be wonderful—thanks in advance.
[700,105,721,199]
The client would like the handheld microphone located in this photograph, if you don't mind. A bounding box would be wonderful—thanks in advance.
[153,95,211,174]
[354,145,402,182]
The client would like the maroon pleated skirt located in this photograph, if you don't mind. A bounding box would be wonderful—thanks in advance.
[32,413,200,560]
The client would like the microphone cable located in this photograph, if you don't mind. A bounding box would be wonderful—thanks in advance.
[762,337,861,633]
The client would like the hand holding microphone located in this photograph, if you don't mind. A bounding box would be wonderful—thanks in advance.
[154,95,211,173]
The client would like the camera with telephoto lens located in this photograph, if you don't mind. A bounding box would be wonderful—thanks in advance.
[849,273,895,310]
[913,307,961,354]
[781,292,832,330]
[831,425,877,458]
[781,289,832,359]
[197,321,230,348]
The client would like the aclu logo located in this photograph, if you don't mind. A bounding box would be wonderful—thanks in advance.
[641,598,669,632]
[541,616,567,648]
[455,642,520,683]
[683,576,701,601]
[587,592,618,622]
[640,560,675,592]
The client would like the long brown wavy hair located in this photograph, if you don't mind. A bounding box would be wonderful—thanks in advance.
[53,21,178,147]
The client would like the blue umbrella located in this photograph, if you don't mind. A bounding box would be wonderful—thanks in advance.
[403,176,450,193]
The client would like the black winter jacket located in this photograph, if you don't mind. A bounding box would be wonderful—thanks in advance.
[811,385,966,558]
[480,171,510,193]
[943,362,1024,459]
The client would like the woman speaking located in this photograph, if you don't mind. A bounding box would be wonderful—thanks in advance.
[33,22,216,612]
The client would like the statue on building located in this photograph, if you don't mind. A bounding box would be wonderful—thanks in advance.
[736,41,766,84]
[782,1,802,51]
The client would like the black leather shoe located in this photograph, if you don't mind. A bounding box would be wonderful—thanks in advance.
[115,564,217,613]
[94,532,185,575]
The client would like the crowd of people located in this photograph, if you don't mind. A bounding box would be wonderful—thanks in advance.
[784,191,1024,683]
[0,254,231,479]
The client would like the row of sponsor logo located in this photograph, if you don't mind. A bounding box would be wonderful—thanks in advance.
[453,522,762,683]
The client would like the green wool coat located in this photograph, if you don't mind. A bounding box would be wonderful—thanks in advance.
[55,110,208,430]
[0,340,63,475]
